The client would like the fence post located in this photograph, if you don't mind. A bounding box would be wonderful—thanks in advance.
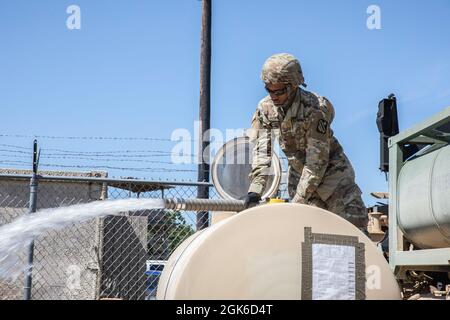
[24,139,39,300]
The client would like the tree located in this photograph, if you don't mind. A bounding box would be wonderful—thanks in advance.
[147,209,195,259]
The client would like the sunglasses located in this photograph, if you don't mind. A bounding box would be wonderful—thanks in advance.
[265,86,288,96]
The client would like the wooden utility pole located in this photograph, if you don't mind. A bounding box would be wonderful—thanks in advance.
[197,0,212,230]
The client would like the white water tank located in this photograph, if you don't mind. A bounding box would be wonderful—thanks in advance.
[157,203,401,300]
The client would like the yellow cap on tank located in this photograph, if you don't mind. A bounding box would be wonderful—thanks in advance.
[268,198,287,204]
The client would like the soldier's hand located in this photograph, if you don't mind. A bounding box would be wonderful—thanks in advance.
[244,192,261,209]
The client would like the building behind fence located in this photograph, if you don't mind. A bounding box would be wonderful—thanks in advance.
[0,169,216,300]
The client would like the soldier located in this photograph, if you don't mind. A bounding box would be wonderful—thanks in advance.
[244,53,368,229]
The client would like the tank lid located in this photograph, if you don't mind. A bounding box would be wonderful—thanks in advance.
[211,136,282,200]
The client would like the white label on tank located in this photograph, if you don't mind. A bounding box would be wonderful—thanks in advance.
[311,244,356,300]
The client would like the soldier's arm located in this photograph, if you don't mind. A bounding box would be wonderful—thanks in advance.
[293,109,331,203]
[248,109,273,196]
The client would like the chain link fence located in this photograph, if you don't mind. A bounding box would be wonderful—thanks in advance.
[0,172,220,300]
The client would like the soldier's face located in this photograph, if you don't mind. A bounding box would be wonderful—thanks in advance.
[265,83,290,106]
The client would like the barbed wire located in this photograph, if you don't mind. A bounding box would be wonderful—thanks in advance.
[0,144,199,159]
[39,155,185,165]
[42,148,183,155]
[0,160,31,166]
[37,163,196,173]
[0,154,193,165]
[0,144,32,150]
[0,140,287,175]
[0,154,32,160]
[0,134,196,142]
[0,149,32,155]
[41,149,197,158]
[42,153,195,159]
[0,148,284,161]
[0,145,199,157]
[0,161,196,173]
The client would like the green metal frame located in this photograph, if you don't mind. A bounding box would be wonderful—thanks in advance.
[388,106,450,277]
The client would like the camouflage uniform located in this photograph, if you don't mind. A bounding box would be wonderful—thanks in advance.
[248,53,368,228]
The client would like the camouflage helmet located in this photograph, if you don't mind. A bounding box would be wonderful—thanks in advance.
[261,53,305,87]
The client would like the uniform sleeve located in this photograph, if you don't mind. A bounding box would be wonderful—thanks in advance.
[248,109,273,196]
[293,109,331,203]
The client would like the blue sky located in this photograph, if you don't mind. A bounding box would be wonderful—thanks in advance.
[1,0,450,205]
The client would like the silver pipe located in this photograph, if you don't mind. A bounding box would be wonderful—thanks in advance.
[164,198,245,212]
